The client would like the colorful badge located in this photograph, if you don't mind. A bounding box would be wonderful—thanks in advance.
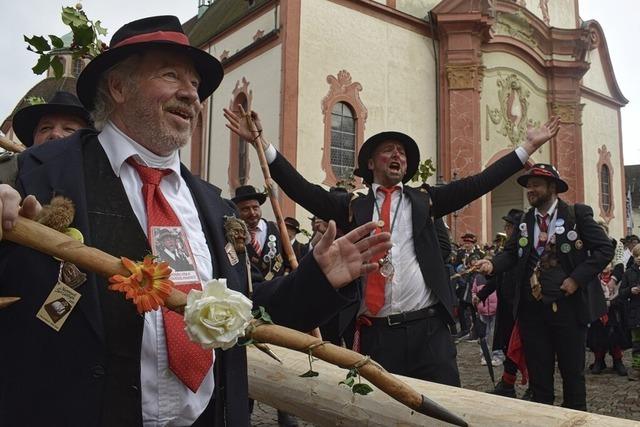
[519,237,528,247]
[575,240,584,250]
[560,243,571,253]
[555,226,565,235]
[556,218,565,227]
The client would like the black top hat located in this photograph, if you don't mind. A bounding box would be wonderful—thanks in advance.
[77,15,224,110]
[232,185,267,205]
[284,217,301,233]
[516,163,569,193]
[354,131,420,185]
[502,208,524,225]
[13,91,91,147]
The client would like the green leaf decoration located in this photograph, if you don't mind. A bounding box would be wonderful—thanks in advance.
[411,158,437,184]
[94,20,108,36]
[61,6,88,27]
[31,54,51,75]
[352,383,374,395]
[24,35,51,53]
[338,376,355,387]
[73,25,94,47]
[49,35,64,49]
[50,55,64,78]
[299,370,319,378]
[252,306,273,324]
[25,96,46,106]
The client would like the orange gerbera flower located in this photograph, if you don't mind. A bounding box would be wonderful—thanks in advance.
[109,255,174,313]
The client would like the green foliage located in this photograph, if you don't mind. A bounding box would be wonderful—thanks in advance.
[299,370,319,378]
[24,3,108,79]
[339,366,373,395]
[411,158,437,184]
[251,306,273,324]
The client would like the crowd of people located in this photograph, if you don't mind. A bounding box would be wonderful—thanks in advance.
[0,12,635,427]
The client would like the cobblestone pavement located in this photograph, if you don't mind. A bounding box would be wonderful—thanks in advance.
[251,340,639,426]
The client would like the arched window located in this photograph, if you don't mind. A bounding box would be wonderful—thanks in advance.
[600,164,611,213]
[227,78,253,193]
[330,102,356,180]
[596,145,615,223]
[72,58,84,77]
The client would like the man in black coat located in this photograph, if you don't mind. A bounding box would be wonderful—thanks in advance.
[477,164,613,410]
[225,106,559,386]
[0,16,391,427]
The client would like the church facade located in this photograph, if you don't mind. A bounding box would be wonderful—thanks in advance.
[185,0,627,241]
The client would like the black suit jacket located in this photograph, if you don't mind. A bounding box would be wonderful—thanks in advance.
[269,150,525,321]
[491,199,613,324]
[0,131,357,427]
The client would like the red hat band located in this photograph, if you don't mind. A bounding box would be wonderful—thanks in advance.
[112,31,190,49]
[530,167,555,178]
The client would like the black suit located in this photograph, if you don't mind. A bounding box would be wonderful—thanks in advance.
[246,219,286,280]
[0,131,357,427]
[491,199,613,410]
[268,149,525,385]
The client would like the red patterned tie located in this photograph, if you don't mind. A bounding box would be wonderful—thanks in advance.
[536,214,548,251]
[127,158,213,392]
[364,186,398,315]
[249,228,261,253]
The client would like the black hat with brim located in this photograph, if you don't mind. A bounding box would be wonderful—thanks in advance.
[13,91,91,147]
[284,217,301,233]
[354,131,420,184]
[502,208,524,225]
[516,163,569,193]
[232,185,267,205]
[77,15,223,110]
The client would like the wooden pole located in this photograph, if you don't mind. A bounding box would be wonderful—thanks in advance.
[248,345,636,427]
[0,135,26,153]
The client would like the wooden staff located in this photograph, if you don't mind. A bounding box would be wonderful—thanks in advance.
[242,111,298,270]
[0,135,26,153]
[248,322,468,426]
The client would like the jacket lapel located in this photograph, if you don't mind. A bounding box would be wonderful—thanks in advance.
[405,187,429,237]
[352,191,374,226]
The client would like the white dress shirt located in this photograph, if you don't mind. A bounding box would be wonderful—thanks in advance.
[98,122,214,427]
[254,217,268,251]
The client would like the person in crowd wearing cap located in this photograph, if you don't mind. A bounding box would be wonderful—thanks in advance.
[232,184,288,281]
[623,234,640,269]
[0,16,392,427]
[0,91,92,186]
[155,229,193,272]
[284,216,309,260]
[454,232,484,340]
[225,105,559,386]
[620,243,640,381]
[474,209,533,399]
[586,220,629,376]
[477,164,613,410]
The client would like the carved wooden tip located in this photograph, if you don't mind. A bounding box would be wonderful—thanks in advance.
[0,297,21,309]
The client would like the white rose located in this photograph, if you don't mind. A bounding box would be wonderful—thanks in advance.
[184,278,253,350]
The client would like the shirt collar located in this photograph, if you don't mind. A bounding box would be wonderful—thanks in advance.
[534,197,558,219]
[257,218,267,232]
[371,181,404,195]
[98,121,182,189]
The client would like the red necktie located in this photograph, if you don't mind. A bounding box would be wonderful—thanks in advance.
[365,186,398,315]
[536,214,548,250]
[127,158,213,392]
[249,228,261,253]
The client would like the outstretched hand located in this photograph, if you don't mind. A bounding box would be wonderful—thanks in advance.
[522,115,560,155]
[223,105,264,147]
[313,221,392,289]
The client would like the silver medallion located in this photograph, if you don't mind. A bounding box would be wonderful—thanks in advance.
[379,255,395,278]
[556,218,565,226]
[268,241,276,249]
[555,226,565,235]
[268,235,276,242]
[519,223,527,231]
[567,230,578,241]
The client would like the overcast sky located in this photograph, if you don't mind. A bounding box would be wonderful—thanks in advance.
[1,1,637,164]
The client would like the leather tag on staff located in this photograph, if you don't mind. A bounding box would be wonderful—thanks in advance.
[36,281,81,331]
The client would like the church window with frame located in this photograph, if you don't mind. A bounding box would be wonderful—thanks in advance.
[600,164,611,214]
[596,145,615,223]
[72,58,84,77]
[330,102,356,180]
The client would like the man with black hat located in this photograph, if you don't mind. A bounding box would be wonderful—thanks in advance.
[284,216,309,259]
[225,106,560,385]
[0,91,92,185]
[0,16,392,427]
[232,184,288,280]
[13,91,92,147]
[477,164,613,410]
[474,208,530,398]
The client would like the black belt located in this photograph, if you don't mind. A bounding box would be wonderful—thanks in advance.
[368,305,441,327]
